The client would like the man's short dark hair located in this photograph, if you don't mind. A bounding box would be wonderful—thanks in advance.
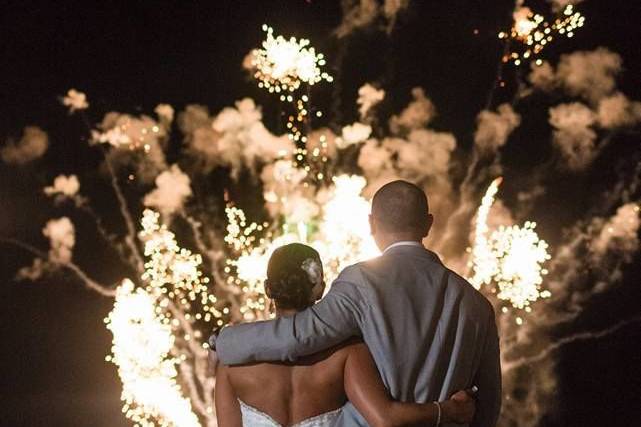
[371,180,429,234]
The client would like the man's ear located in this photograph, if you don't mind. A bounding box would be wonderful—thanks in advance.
[369,214,376,235]
[424,214,434,237]
[264,281,272,298]
[313,279,326,301]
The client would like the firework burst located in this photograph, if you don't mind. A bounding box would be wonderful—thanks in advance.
[248,25,334,178]
[105,279,201,427]
[249,24,333,93]
[105,210,225,426]
[468,178,551,320]
[500,4,586,66]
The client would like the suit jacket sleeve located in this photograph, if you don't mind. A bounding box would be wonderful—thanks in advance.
[214,278,363,365]
[471,306,502,427]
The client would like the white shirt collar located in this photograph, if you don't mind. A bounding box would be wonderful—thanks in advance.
[382,240,424,254]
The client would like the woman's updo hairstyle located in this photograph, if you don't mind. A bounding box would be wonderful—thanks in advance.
[265,243,324,311]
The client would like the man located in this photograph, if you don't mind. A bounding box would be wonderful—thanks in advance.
[211,180,501,426]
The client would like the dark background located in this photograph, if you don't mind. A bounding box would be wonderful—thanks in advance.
[1,1,640,426]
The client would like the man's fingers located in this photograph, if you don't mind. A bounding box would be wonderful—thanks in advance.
[451,390,471,402]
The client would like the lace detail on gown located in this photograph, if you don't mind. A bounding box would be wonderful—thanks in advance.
[238,399,342,427]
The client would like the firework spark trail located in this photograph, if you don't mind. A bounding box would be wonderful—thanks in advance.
[468,177,503,284]
[468,178,551,317]
[432,154,498,258]
[179,212,241,300]
[77,107,147,275]
[105,210,229,426]
[247,26,334,178]
[105,154,147,276]
[77,201,138,271]
[105,279,201,427]
[165,297,215,427]
[0,236,117,297]
[503,316,641,372]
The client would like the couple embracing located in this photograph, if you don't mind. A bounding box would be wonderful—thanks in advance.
[209,180,501,427]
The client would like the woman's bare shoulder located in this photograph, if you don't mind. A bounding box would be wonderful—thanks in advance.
[323,338,369,361]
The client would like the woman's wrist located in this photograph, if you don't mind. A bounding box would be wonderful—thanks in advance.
[433,401,442,426]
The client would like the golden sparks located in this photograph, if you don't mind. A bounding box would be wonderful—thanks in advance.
[500,4,586,65]
[105,210,223,426]
[469,178,551,319]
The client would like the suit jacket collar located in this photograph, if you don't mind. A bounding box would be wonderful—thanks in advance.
[382,242,442,265]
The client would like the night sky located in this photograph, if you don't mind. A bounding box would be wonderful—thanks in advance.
[1,1,640,426]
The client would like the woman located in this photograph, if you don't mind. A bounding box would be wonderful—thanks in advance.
[216,243,475,427]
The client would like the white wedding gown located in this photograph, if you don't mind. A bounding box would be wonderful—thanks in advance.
[238,399,342,427]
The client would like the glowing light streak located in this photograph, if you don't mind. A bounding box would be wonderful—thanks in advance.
[105,279,201,427]
[139,210,220,321]
[105,210,224,425]
[468,178,551,315]
[469,177,503,288]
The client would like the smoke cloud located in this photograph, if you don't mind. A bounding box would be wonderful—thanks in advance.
[44,175,80,198]
[597,92,641,129]
[528,47,623,105]
[143,165,192,216]
[357,83,385,120]
[389,87,435,134]
[62,89,89,113]
[528,61,556,92]
[1,126,49,165]
[549,102,597,170]
[334,0,409,38]
[338,122,372,148]
[43,217,76,263]
[530,48,623,104]
[558,48,622,103]
[398,129,456,179]
[547,0,584,13]
[155,103,175,124]
[474,104,521,153]
[178,99,294,178]
[95,112,169,183]
[591,203,640,257]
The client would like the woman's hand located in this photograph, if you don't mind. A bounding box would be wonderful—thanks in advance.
[441,389,476,424]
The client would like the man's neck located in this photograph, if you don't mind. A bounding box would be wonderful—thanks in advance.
[377,231,423,250]
[275,307,298,317]
[382,240,424,253]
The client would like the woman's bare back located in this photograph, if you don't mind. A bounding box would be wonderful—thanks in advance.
[223,343,353,426]
[216,340,474,427]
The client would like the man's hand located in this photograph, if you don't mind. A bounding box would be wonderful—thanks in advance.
[442,389,476,424]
